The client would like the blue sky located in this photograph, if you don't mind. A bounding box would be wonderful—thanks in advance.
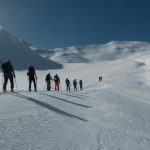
[0,0,150,48]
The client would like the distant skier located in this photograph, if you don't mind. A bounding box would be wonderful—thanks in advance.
[73,79,78,91]
[1,59,16,92]
[54,74,60,91]
[99,76,102,82]
[45,73,53,91]
[79,80,83,90]
[65,78,71,91]
[27,65,37,91]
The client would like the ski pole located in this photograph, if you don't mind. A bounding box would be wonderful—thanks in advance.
[35,76,37,91]
[45,81,47,91]
[52,80,54,89]
[27,76,29,91]
[1,75,3,91]
[14,77,18,93]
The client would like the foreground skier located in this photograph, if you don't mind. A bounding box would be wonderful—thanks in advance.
[1,60,16,92]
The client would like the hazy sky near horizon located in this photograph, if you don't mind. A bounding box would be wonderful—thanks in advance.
[0,0,150,48]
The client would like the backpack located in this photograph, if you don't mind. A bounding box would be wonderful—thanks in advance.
[66,79,70,85]
[46,74,50,80]
[1,62,10,74]
[54,75,60,82]
[46,74,52,81]
[1,63,7,72]
[73,80,77,85]
[27,66,35,77]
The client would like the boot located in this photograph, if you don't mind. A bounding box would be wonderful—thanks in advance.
[11,89,14,92]
[3,88,7,92]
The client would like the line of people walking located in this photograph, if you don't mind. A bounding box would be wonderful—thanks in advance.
[45,74,83,92]
[65,78,83,91]
[1,60,83,92]
[45,73,60,91]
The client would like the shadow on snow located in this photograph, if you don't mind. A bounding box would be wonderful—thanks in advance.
[10,92,89,122]
[37,92,92,108]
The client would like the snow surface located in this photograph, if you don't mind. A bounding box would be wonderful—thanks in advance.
[0,41,150,149]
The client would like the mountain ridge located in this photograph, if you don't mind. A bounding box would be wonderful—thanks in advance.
[0,28,62,70]
[33,41,150,64]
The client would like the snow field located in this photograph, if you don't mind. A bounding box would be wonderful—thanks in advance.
[0,56,150,149]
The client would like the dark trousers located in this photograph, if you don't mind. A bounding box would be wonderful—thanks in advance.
[55,82,59,91]
[79,84,82,90]
[99,77,102,82]
[3,74,14,90]
[46,80,51,91]
[73,84,77,91]
[29,76,36,91]
[66,84,70,91]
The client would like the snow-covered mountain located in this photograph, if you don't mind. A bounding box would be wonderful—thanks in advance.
[33,41,150,64]
[0,27,62,70]
[1,25,150,70]
[1,26,150,149]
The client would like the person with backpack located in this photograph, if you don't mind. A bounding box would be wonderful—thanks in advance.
[79,80,83,90]
[45,73,53,91]
[65,78,71,91]
[27,65,37,91]
[1,59,16,92]
[99,76,102,82]
[73,79,77,91]
[53,74,60,91]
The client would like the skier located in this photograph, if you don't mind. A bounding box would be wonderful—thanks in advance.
[27,65,37,91]
[1,59,16,92]
[45,73,53,91]
[99,76,102,82]
[65,78,71,91]
[53,74,60,91]
[79,80,83,90]
[73,79,77,91]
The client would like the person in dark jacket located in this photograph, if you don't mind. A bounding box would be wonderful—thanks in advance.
[53,74,60,91]
[1,60,16,92]
[99,76,102,82]
[65,78,71,91]
[45,73,53,91]
[73,79,77,91]
[79,80,83,90]
[27,65,37,91]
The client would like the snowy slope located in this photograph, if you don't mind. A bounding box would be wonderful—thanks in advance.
[0,58,150,149]
[0,28,62,70]
[1,28,150,149]
[34,41,150,63]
